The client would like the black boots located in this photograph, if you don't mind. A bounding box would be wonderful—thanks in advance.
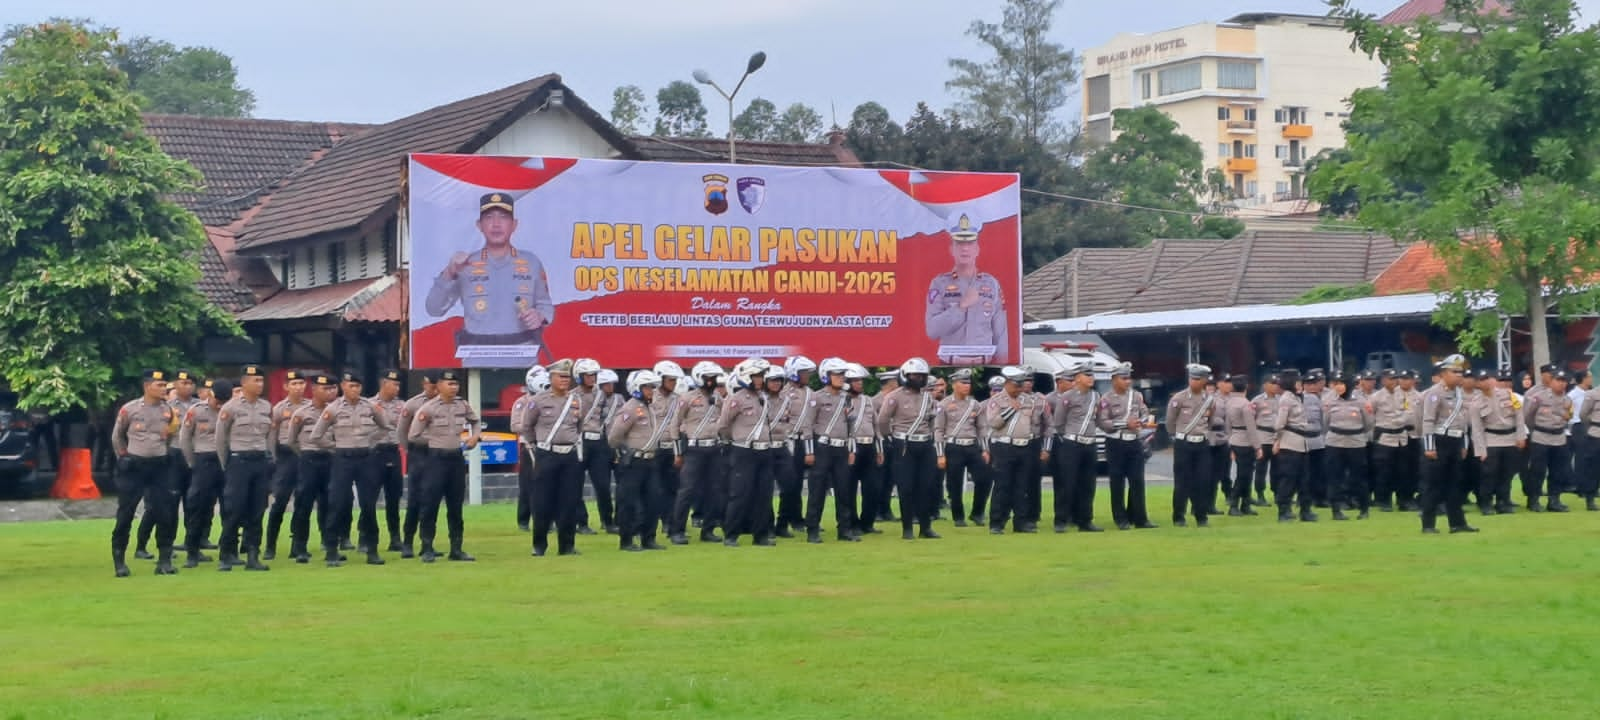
[366,550,386,565]
[399,543,415,559]
[183,549,203,569]
[448,539,475,561]
[807,529,823,544]
[244,550,269,571]
[154,548,178,576]
[420,543,438,563]
[113,549,130,578]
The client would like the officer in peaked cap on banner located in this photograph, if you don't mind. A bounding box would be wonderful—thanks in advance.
[424,192,556,364]
[926,213,1008,366]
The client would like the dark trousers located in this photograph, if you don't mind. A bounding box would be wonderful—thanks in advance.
[417,449,467,551]
[724,446,773,540]
[402,444,427,545]
[876,449,897,519]
[113,455,175,552]
[945,442,984,521]
[184,454,224,552]
[776,439,805,528]
[851,444,883,530]
[1576,435,1600,498]
[1171,440,1211,523]
[806,444,853,533]
[1273,449,1310,514]
[1253,443,1272,497]
[374,444,403,542]
[138,449,189,549]
[615,453,661,545]
[1525,441,1570,503]
[1420,436,1469,530]
[1372,442,1406,507]
[219,453,272,556]
[531,448,582,554]
[337,448,383,552]
[1023,439,1043,523]
[1307,448,1328,504]
[291,452,331,550]
[654,449,679,533]
[326,450,364,551]
[1228,445,1257,503]
[892,439,938,531]
[672,445,724,535]
[1396,440,1422,507]
[1105,438,1149,525]
[264,446,297,550]
[579,437,615,529]
[988,443,1029,530]
[1052,440,1096,528]
[1208,443,1230,508]
[1481,444,1520,509]
[516,443,535,527]
[1325,445,1369,512]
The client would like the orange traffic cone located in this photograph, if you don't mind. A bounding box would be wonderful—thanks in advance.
[50,448,99,500]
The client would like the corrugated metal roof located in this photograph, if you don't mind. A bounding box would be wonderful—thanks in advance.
[1024,292,1445,334]
[235,275,395,323]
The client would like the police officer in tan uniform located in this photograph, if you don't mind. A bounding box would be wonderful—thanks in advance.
[370,370,407,551]
[1249,375,1281,506]
[263,370,308,561]
[215,365,277,572]
[985,366,1046,535]
[1368,370,1408,512]
[395,373,437,557]
[511,367,545,532]
[844,363,885,535]
[1524,369,1574,512]
[521,360,583,557]
[312,372,393,566]
[926,214,1008,365]
[670,362,725,544]
[1099,363,1155,530]
[797,358,858,543]
[111,370,180,577]
[870,370,901,523]
[1221,374,1263,516]
[1167,364,1217,528]
[136,369,199,561]
[424,193,555,350]
[178,378,230,568]
[1479,368,1527,514]
[1420,354,1485,533]
[1324,373,1374,520]
[608,370,674,552]
[1271,370,1316,523]
[878,358,942,540]
[765,366,804,538]
[936,368,986,528]
[409,369,481,562]
[286,375,337,563]
[573,358,613,536]
[1052,362,1105,531]
[719,358,776,547]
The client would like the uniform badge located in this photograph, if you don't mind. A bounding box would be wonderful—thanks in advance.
[946,284,959,292]
[927,288,941,303]
[703,173,730,215]
[473,299,488,313]
[736,177,766,214]
[473,284,485,294]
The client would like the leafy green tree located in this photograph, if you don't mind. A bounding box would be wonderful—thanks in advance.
[843,101,905,163]
[732,97,778,140]
[1321,0,1600,367]
[1081,106,1244,242]
[652,80,711,138]
[772,102,824,143]
[0,21,239,412]
[609,84,649,135]
[946,0,1077,145]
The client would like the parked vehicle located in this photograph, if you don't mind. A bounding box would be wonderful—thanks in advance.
[0,393,42,497]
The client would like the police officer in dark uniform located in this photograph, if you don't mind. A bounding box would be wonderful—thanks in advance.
[111,370,179,577]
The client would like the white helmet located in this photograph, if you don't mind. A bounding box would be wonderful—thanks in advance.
[785,355,816,380]
[765,366,787,382]
[573,358,601,376]
[627,369,662,396]
[652,360,685,379]
[524,365,547,392]
[900,357,931,377]
[691,360,723,380]
[844,363,869,381]
[529,373,551,393]
[732,357,770,389]
[597,369,619,386]
[819,357,848,376]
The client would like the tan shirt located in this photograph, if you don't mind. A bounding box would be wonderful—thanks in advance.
[1324,396,1374,449]
[113,398,176,458]
[607,396,674,451]
[521,390,582,448]
[510,392,536,444]
[312,396,392,450]
[1479,387,1526,448]
[287,403,334,453]
[798,387,854,443]
[577,386,607,436]
[410,396,481,451]
[1096,389,1149,439]
[1524,386,1572,447]
[673,391,723,444]
[1052,388,1101,445]
[1165,388,1216,443]
[1273,393,1312,454]
[371,394,406,445]
[876,386,937,440]
[935,395,984,452]
[216,396,276,460]
[271,397,309,450]
[848,391,879,450]
[718,388,769,446]
[769,386,806,443]
[397,392,435,448]
[1422,384,1486,455]
[1223,393,1261,448]
[178,402,222,466]
[986,391,1045,445]
[1369,387,1411,448]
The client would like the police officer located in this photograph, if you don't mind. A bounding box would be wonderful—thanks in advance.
[1369,370,1409,512]
[1250,374,1281,507]
[136,369,199,560]
[1098,363,1154,530]
[1324,373,1374,520]
[1051,362,1104,532]
[1301,370,1330,508]
[651,361,686,539]
[1017,369,1046,530]
[986,366,1046,534]
[798,358,857,543]
[111,370,179,577]
[573,358,613,535]
[670,362,725,544]
[844,363,885,535]
[1420,354,1484,534]
[286,375,337,564]
[1398,370,1425,510]
[1479,368,1527,514]
[936,368,986,529]
[263,370,308,561]
[1271,370,1317,522]
[609,370,672,551]
[1524,369,1574,512]
[926,213,1007,365]
[1221,374,1262,516]
[878,358,942,540]
[1576,373,1600,511]
[215,365,276,572]
[775,356,814,535]
[409,370,480,562]
[395,373,438,558]
[178,379,230,568]
[371,370,407,551]
[1204,374,1231,515]
[720,358,775,547]
[511,366,545,532]
[424,192,555,349]
[872,370,901,523]
[312,372,393,566]
[1167,364,1216,528]
[521,360,583,557]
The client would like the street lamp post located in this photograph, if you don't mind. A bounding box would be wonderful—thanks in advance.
[693,51,767,164]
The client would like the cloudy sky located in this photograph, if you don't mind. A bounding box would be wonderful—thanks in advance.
[5,0,1595,131]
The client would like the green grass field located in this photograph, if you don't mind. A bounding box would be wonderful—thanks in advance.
[3,490,1599,719]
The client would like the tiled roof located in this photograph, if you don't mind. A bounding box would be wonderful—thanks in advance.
[1371,242,1444,295]
[235,275,398,323]
[630,134,861,166]
[1380,0,1506,25]
[237,74,639,250]
[143,114,365,226]
[1022,231,1408,321]
[343,273,405,323]
[198,228,257,312]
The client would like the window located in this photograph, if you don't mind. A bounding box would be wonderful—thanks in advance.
[328,242,344,284]
[1276,180,1290,195]
[1217,61,1257,90]
[1087,75,1111,116]
[1140,72,1152,99]
[1246,180,1259,197]
[1217,106,1231,121]
[358,236,370,279]
[305,246,317,288]
[1243,144,1257,158]
[1274,145,1287,159]
[1218,143,1231,158]
[1274,108,1285,123]
[1244,108,1257,122]
[1157,63,1201,96]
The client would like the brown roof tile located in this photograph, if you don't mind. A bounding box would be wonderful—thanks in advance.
[237,75,638,250]
[630,133,861,166]
[1380,0,1505,25]
[235,276,397,323]
[198,235,256,312]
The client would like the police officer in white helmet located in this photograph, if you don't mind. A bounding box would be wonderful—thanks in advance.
[876,357,941,540]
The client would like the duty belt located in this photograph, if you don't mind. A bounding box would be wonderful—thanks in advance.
[229,451,269,459]
[659,441,676,451]
[817,437,848,448]
[1287,428,1318,438]
[947,438,977,447]
[1110,431,1139,441]
[1255,426,1274,433]
[687,439,719,448]
[994,437,1030,447]
[854,436,876,445]
[1376,427,1407,434]
[583,431,603,441]
[1485,426,1516,435]
[1534,425,1564,434]
[1063,433,1096,445]
[630,450,657,460]
[1435,428,1466,438]
[536,443,576,454]
[335,448,372,456]
[893,433,932,442]
[733,440,771,450]
[1175,433,1207,443]
[1329,427,1366,436]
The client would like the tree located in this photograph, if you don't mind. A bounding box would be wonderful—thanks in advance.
[1304,148,1360,217]
[773,103,824,143]
[732,97,778,140]
[1080,106,1244,242]
[652,80,710,138]
[0,21,240,413]
[1320,0,1600,367]
[843,101,905,164]
[3,20,255,116]
[945,0,1078,145]
[609,85,649,135]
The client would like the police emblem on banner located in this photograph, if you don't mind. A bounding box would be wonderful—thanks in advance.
[703,173,730,215]
[736,177,766,214]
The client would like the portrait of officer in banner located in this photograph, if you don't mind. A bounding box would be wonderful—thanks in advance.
[424,193,556,354]
[925,213,1008,365]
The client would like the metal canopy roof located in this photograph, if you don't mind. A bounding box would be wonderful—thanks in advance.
[1023,292,1446,335]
